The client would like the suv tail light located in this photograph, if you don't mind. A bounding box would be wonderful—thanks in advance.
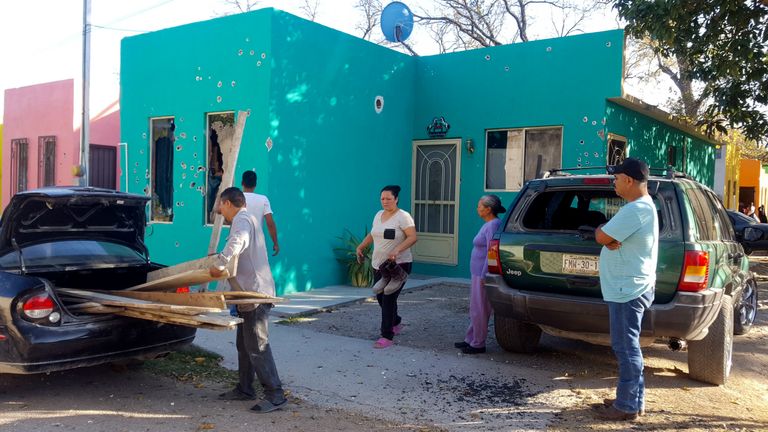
[679,250,709,292]
[488,239,502,274]
[22,294,56,319]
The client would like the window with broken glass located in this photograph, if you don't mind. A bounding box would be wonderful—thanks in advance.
[485,127,562,191]
[206,112,235,224]
[38,136,56,187]
[150,117,175,222]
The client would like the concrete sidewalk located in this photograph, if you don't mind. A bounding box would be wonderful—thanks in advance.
[271,275,470,317]
[194,277,567,430]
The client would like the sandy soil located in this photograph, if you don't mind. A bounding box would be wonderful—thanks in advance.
[286,273,768,431]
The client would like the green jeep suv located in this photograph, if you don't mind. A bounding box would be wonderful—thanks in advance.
[485,169,759,385]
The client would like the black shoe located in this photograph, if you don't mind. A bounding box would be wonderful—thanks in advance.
[461,345,486,354]
[250,398,287,413]
[218,388,256,401]
[454,341,470,349]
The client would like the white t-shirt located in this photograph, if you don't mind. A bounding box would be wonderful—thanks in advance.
[371,209,415,269]
[244,192,273,222]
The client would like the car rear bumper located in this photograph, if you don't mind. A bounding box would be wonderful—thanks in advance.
[0,317,196,374]
[485,274,723,341]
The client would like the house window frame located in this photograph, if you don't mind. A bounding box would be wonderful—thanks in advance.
[204,111,235,226]
[606,133,628,166]
[484,125,564,192]
[148,116,175,224]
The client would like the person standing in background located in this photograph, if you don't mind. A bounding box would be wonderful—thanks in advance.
[455,195,506,354]
[241,170,279,256]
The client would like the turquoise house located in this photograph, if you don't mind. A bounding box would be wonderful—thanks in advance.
[120,8,716,295]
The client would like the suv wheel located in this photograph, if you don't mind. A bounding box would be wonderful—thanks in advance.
[494,315,542,353]
[734,279,758,335]
[687,295,734,385]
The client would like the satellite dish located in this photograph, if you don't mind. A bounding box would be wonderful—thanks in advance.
[380,1,414,43]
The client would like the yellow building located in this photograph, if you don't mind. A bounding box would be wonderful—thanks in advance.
[737,159,768,213]
[721,143,741,209]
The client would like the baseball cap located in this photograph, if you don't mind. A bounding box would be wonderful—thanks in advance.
[607,158,649,182]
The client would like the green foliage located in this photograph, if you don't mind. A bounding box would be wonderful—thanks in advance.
[614,0,768,143]
[143,346,237,384]
[334,228,374,287]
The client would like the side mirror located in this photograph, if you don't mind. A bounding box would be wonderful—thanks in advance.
[744,227,762,242]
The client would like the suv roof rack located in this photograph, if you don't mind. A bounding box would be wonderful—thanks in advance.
[540,165,688,180]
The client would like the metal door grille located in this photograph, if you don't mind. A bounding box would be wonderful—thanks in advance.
[414,143,457,234]
[38,136,56,187]
[11,138,28,195]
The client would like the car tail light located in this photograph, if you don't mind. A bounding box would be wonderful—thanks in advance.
[22,294,56,319]
[176,286,190,293]
[488,239,502,274]
[679,250,709,292]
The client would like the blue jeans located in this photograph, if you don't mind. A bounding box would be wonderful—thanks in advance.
[607,289,654,414]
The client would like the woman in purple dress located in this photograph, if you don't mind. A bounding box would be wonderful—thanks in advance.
[455,195,506,354]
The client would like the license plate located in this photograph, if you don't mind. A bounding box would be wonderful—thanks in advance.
[562,254,599,276]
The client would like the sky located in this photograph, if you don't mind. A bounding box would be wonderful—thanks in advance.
[0,0,636,121]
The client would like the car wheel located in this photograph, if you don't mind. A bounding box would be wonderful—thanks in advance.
[687,295,734,385]
[734,279,758,335]
[494,315,542,353]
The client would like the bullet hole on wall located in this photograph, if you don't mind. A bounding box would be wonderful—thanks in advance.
[193,152,198,158]
[180,132,187,139]
[181,162,187,169]
[238,49,244,56]
[606,41,612,47]
[579,140,585,145]
[231,81,236,87]
[142,132,147,139]
[176,145,182,151]
[190,182,196,188]
[198,166,206,172]
[250,50,255,56]
[504,66,510,72]
[257,61,262,67]
[217,96,223,103]
[261,52,266,59]
[485,54,491,60]
[546,47,552,52]
[139,149,144,154]
[374,96,384,114]
[591,121,597,126]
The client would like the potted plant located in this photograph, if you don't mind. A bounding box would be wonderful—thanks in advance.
[334,228,373,287]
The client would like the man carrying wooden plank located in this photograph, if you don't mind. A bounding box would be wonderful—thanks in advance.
[209,187,287,413]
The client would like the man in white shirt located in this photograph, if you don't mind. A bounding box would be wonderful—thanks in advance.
[241,170,279,256]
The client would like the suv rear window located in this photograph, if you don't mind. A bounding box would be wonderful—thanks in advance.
[518,189,664,231]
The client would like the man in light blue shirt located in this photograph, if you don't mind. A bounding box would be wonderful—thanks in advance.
[595,158,658,421]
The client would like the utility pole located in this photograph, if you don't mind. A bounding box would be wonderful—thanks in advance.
[79,0,91,186]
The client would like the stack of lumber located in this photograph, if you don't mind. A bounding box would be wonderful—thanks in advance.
[124,255,238,292]
[61,288,283,331]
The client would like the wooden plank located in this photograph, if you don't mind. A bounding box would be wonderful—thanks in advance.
[225,298,285,305]
[97,291,227,310]
[72,303,124,314]
[124,268,230,292]
[216,291,277,299]
[114,308,238,330]
[58,288,222,315]
[146,255,238,283]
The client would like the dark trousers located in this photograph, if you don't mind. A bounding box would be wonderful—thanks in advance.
[374,262,412,340]
[235,304,286,404]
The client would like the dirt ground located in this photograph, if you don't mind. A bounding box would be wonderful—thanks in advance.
[287,273,768,431]
[0,357,431,432]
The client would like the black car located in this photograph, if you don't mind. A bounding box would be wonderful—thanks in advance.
[0,187,195,374]
[726,210,768,254]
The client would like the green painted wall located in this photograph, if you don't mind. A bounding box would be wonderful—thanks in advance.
[605,102,715,187]
[121,9,415,294]
[411,30,625,278]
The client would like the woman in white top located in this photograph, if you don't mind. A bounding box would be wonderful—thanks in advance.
[356,185,418,349]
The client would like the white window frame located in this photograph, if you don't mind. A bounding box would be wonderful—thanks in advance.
[484,126,563,192]
[204,111,236,226]
[148,116,175,224]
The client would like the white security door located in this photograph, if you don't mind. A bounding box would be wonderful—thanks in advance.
[411,139,461,265]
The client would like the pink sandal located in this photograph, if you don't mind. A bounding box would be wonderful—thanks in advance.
[392,324,404,335]
[373,337,394,349]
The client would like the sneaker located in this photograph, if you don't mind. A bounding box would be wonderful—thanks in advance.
[218,388,256,401]
[454,341,470,349]
[250,398,287,413]
[603,398,645,416]
[373,337,394,349]
[461,345,486,354]
[392,323,404,335]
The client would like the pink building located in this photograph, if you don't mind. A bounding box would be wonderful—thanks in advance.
[2,79,120,208]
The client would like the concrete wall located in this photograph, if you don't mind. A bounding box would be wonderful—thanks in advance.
[412,30,625,277]
[2,79,77,207]
[120,9,415,292]
[604,102,715,187]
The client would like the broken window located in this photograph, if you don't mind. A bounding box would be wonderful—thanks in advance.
[11,138,28,195]
[607,134,627,166]
[150,117,175,222]
[38,136,56,187]
[206,112,235,224]
[485,127,562,191]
